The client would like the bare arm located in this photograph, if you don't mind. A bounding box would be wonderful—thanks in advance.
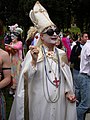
[0,51,11,89]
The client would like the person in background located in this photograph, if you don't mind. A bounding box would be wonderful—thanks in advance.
[70,33,77,50]
[76,31,90,120]
[5,24,23,96]
[70,32,88,105]
[26,26,40,51]
[0,48,11,120]
[62,32,71,62]
[56,36,64,50]
[26,26,37,51]
[9,1,77,120]
[59,31,63,40]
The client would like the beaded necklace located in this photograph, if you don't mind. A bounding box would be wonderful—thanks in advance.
[42,46,61,103]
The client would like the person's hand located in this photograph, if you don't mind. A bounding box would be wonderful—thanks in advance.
[65,92,76,103]
[5,44,11,47]
[29,45,39,66]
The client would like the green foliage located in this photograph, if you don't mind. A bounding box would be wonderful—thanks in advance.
[0,0,90,36]
[69,27,81,34]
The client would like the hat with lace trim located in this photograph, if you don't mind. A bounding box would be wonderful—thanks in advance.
[9,24,23,39]
[29,1,56,33]
[9,24,23,35]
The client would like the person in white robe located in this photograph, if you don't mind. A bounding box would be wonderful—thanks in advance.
[9,1,77,120]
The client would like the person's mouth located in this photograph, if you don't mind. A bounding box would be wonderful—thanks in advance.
[51,37,57,40]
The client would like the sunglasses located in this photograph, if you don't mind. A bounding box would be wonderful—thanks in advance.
[43,28,60,36]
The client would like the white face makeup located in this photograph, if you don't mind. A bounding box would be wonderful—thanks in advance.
[43,34,58,44]
[41,26,59,45]
[11,34,18,40]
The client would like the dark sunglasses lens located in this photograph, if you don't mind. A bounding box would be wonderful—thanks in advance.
[46,29,54,36]
[55,28,60,35]
[46,28,60,36]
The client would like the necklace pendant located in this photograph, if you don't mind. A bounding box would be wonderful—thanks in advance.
[53,77,60,88]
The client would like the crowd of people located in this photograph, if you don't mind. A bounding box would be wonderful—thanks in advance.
[0,1,90,120]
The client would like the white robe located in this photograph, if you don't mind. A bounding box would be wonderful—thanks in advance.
[9,46,77,120]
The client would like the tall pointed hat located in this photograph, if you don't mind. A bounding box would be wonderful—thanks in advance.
[29,1,56,33]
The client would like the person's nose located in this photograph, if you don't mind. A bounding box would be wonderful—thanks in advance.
[53,32,57,35]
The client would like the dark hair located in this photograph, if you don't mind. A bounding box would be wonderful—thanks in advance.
[81,31,88,37]
[4,33,12,44]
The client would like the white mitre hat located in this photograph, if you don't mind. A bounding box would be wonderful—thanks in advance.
[29,1,56,33]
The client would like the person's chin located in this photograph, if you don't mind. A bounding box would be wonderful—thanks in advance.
[44,40,56,46]
[50,40,56,45]
[49,42,56,46]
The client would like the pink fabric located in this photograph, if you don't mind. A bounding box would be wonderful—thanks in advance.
[11,41,23,60]
[62,37,71,61]
[10,41,23,90]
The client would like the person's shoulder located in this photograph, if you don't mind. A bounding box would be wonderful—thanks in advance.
[84,40,90,48]
[76,41,80,46]
[56,47,65,54]
[26,50,31,56]
[0,49,9,58]
[17,41,23,44]
[56,48,68,64]
[23,50,31,60]
[0,48,8,54]
[72,41,80,50]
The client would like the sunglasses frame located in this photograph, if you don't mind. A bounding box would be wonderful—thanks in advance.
[43,28,60,36]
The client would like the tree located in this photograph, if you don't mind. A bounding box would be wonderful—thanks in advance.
[0,0,90,35]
